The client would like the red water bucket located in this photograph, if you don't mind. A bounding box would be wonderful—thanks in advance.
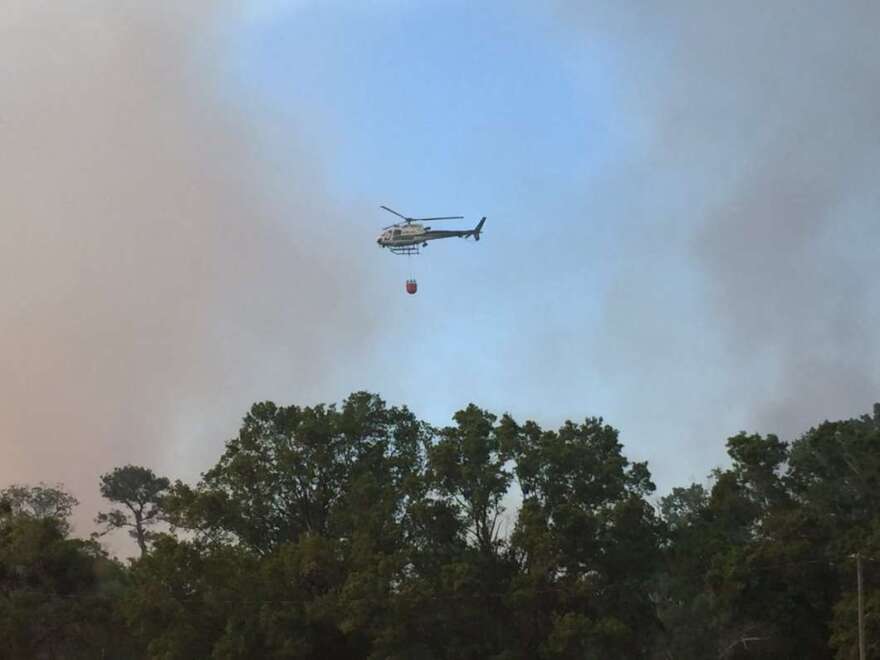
[405,279,417,295]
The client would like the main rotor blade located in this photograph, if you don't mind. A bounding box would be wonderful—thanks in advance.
[380,205,409,221]
[411,216,464,221]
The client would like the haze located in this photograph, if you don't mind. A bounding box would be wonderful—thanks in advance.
[2,0,877,550]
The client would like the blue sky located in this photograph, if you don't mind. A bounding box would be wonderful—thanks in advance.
[233,10,610,378]
[225,2,614,276]
[206,0,879,492]
[210,2,721,487]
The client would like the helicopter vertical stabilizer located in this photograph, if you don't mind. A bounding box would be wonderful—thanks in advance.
[473,217,486,241]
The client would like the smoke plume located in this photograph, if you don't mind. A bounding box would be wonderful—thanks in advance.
[0,1,376,544]
[555,1,880,479]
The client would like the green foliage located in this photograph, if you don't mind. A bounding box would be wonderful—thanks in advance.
[164,393,430,557]
[652,406,880,659]
[428,405,514,557]
[96,465,171,557]
[0,482,79,535]
[0,488,139,658]
[507,417,663,659]
[4,395,880,658]
[121,535,262,659]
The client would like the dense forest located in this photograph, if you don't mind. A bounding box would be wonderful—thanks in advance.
[2,393,878,659]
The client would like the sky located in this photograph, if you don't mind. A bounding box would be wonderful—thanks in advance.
[2,0,878,554]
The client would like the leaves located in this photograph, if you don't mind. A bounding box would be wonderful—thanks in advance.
[4,394,880,658]
[0,490,139,658]
[0,483,79,535]
[95,465,171,557]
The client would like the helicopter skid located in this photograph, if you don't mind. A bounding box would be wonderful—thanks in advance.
[389,245,420,256]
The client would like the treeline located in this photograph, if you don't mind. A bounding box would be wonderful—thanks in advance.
[1,393,879,659]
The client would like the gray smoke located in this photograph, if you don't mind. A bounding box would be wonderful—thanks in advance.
[2,0,878,548]
[0,1,379,546]
[552,1,880,481]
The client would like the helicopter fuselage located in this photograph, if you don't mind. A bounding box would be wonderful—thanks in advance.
[377,223,469,248]
[377,218,485,251]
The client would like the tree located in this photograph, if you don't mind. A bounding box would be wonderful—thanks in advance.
[789,406,880,659]
[654,420,864,659]
[509,417,662,659]
[95,465,170,557]
[0,482,79,534]
[164,392,431,556]
[0,486,139,658]
[5,393,869,657]
[660,483,709,533]
[120,535,260,659]
[428,405,516,558]
[726,432,789,509]
[156,393,436,657]
[379,405,521,659]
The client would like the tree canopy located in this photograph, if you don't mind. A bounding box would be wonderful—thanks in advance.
[2,394,879,658]
[95,465,171,557]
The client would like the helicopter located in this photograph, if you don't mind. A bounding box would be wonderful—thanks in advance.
[376,205,486,255]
